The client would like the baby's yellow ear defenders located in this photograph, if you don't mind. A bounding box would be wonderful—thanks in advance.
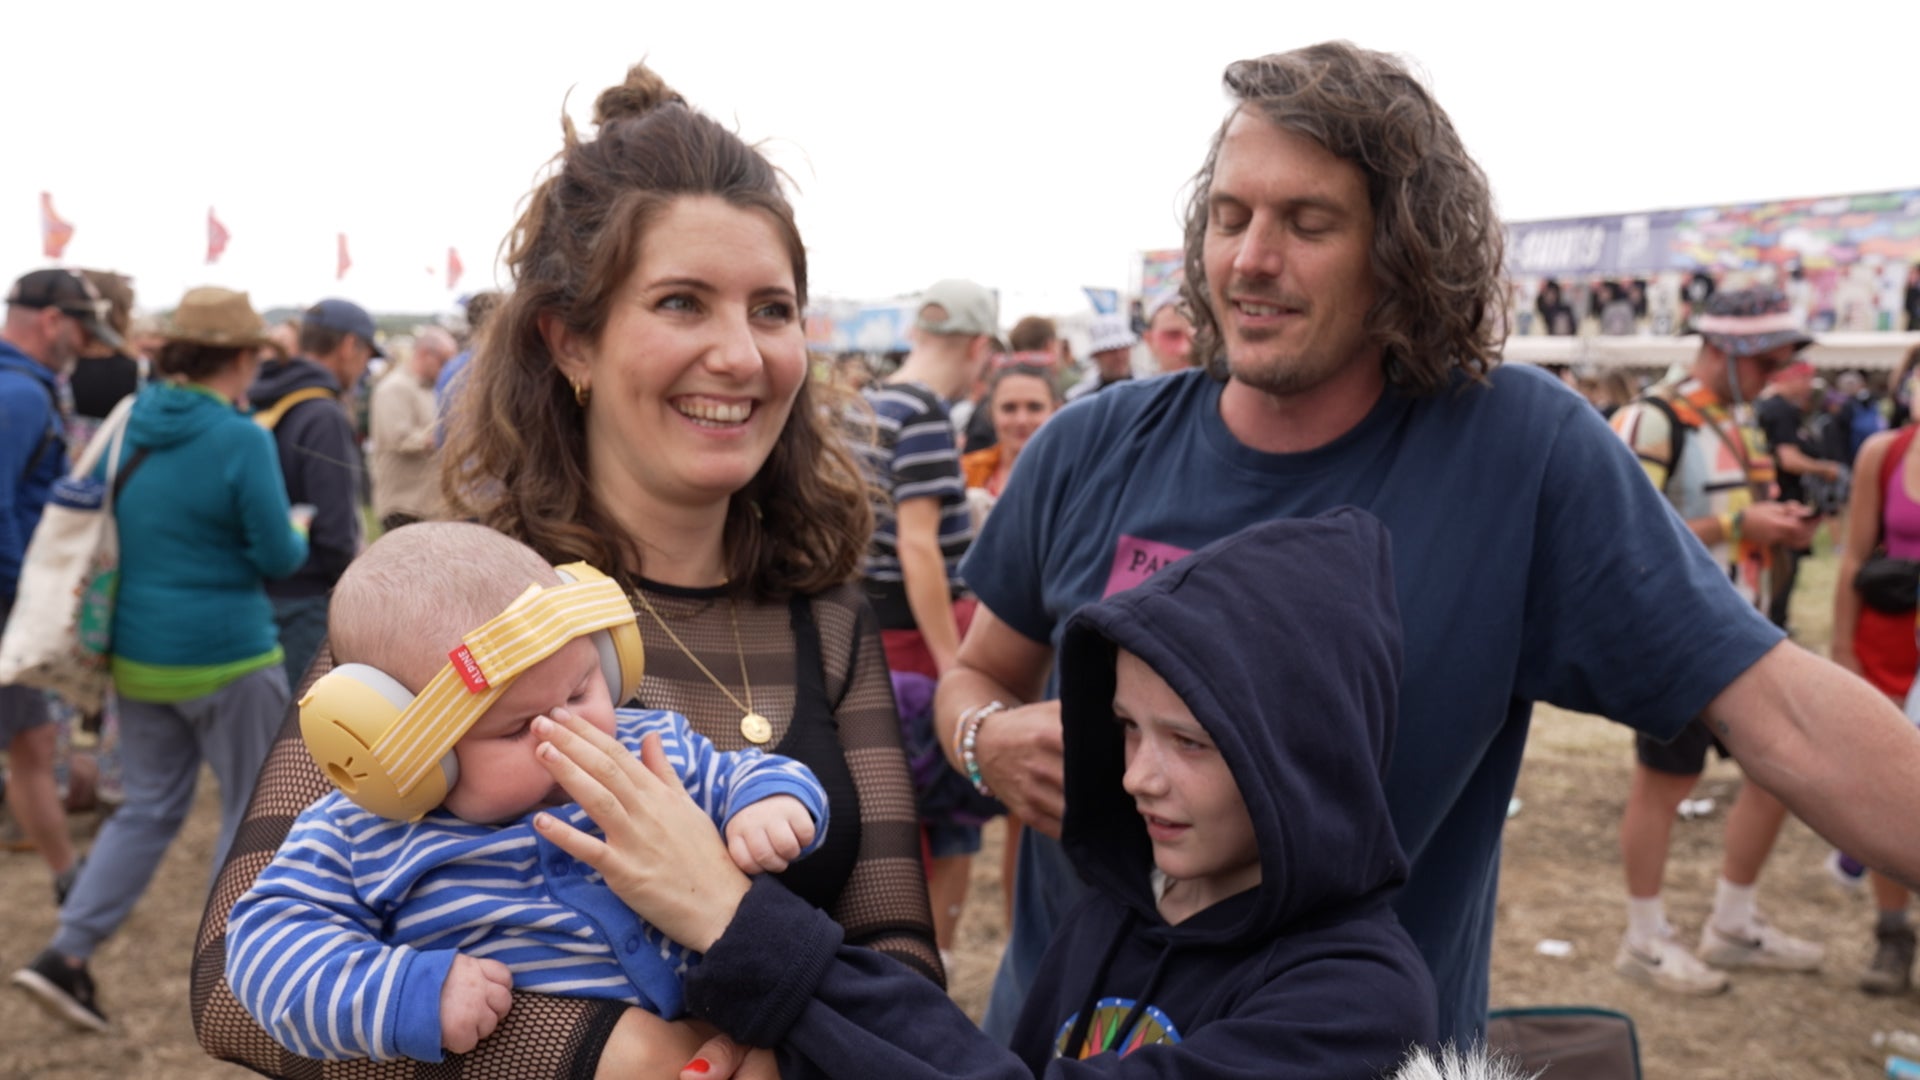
[299,562,645,822]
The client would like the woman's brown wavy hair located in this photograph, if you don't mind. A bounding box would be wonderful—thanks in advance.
[1181,41,1506,396]
[442,63,871,600]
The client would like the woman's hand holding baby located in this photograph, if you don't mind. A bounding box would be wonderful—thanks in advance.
[532,709,750,953]
[439,954,513,1054]
[723,796,814,874]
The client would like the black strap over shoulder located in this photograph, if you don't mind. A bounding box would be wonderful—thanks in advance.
[112,447,151,502]
[769,594,863,911]
[1636,394,1691,497]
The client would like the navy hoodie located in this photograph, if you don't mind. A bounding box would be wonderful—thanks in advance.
[685,509,1436,1078]
[248,356,362,597]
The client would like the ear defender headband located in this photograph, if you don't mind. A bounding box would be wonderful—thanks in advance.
[299,562,645,822]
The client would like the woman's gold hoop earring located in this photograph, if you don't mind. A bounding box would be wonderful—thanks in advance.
[570,377,591,408]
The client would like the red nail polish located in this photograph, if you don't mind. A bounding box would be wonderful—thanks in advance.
[684,1059,711,1075]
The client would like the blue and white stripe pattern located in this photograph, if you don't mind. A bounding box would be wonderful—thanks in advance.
[226,708,826,1062]
[855,382,972,587]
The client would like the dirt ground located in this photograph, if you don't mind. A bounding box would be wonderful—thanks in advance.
[3,550,1914,1078]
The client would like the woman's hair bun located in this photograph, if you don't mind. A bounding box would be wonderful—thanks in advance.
[594,62,686,127]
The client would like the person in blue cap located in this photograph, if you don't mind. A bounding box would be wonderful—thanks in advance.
[0,269,123,908]
[249,297,382,688]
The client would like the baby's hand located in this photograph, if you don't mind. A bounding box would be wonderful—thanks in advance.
[724,795,817,874]
[440,954,513,1054]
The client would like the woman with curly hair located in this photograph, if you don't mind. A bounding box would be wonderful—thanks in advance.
[190,62,937,1079]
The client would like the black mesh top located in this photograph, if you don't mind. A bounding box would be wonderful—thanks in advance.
[191,581,940,1078]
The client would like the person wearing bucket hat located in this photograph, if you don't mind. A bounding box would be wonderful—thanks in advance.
[1064,312,1138,401]
[13,286,310,1032]
[0,268,120,914]
[247,297,376,690]
[1605,286,1828,995]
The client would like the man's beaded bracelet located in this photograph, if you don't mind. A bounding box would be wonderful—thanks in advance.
[957,700,1008,797]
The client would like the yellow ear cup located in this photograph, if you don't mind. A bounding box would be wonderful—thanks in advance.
[554,562,645,703]
[299,662,457,822]
[300,563,638,823]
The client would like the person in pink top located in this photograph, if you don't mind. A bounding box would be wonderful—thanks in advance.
[1834,380,1920,995]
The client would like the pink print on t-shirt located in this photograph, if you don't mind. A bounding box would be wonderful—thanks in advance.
[1105,535,1194,598]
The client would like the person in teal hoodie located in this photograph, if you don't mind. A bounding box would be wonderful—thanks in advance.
[13,287,308,1034]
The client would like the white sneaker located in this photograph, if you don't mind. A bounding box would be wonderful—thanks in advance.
[1696,915,1824,972]
[1615,932,1730,996]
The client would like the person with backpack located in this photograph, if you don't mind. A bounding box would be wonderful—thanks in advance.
[0,269,123,907]
[248,298,378,689]
[1606,288,1824,995]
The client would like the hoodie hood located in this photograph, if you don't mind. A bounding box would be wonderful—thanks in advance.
[247,355,340,411]
[1059,507,1408,946]
[126,380,245,450]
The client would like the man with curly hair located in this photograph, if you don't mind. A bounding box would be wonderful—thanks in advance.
[938,40,1920,1045]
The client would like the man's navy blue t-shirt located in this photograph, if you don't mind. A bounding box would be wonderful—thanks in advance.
[964,363,1782,1043]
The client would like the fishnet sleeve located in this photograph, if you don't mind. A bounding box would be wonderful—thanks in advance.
[190,642,624,1079]
[811,585,945,985]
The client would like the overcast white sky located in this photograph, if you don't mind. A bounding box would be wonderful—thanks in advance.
[4,1,1915,323]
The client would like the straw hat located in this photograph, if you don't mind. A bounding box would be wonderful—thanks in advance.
[164,287,271,349]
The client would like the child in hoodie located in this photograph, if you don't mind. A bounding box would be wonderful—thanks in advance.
[533,508,1438,1079]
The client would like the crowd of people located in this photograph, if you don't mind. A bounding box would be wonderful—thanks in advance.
[6,38,1920,1080]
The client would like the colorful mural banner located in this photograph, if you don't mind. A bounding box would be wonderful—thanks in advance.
[1138,248,1183,297]
[1506,188,1920,278]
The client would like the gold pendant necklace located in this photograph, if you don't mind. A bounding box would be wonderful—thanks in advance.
[633,588,772,745]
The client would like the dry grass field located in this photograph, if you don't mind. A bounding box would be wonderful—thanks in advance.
[3,547,1914,1078]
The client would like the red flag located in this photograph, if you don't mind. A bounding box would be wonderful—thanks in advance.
[336,233,352,280]
[207,207,231,264]
[40,193,74,260]
[448,247,464,291]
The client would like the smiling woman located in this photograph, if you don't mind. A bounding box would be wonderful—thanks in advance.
[190,62,935,1080]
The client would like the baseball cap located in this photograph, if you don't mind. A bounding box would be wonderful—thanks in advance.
[916,279,998,338]
[305,297,385,357]
[1087,312,1138,355]
[1693,287,1813,359]
[5,268,127,350]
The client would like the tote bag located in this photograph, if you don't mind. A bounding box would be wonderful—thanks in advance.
[0,394,142,712]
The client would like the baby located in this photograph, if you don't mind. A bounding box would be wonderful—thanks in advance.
[227,522,827,1062]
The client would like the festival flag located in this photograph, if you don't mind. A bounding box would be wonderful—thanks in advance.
[40,193,74,260]
[447,247,464,291]
[336,233,352,280]
[207,207,231,264]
